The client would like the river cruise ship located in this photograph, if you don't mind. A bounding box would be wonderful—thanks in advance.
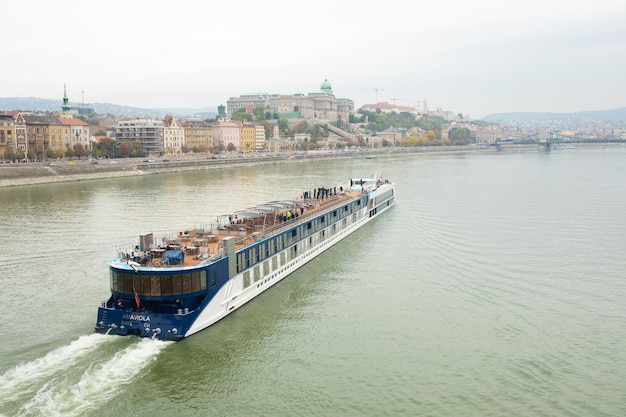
[95,176,395,340]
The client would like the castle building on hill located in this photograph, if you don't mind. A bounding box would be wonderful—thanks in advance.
[226,79,354,126]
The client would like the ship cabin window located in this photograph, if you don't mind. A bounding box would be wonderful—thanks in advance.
[254,265,261,282]
[141,276,151,295]
[237,253,244,272]
[111,270,206,297]
[171,275,182,294]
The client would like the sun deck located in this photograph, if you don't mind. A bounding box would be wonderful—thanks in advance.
[119,188,365,269]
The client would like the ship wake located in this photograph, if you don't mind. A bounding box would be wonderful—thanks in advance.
[0,335,171,417]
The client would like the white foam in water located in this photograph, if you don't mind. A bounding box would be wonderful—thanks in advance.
[0,334,115,400]
[17,338,171,417]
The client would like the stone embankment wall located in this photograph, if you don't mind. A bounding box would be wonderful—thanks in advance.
[6,143,611,188]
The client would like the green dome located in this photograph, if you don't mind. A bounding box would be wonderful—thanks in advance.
[320,79,332,92]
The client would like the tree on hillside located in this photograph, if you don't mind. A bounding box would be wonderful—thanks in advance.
[231,111,253,122]
[253,105,265,121]
[295,120,309,133]
[425,130,438,143]
[278,118,289,137]
[262,121,274,138]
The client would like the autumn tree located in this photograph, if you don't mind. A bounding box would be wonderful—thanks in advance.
[117,141,131,157]
[449,127,471,145]
[73,143,87,158]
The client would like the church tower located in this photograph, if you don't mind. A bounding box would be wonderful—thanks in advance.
[61,83,72,117]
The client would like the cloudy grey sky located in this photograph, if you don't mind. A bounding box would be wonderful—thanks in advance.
[2,0,625,118]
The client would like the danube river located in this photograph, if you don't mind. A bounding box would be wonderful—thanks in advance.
[1,148,625,417]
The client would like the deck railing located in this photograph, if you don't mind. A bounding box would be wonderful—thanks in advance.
[233,193,354,248]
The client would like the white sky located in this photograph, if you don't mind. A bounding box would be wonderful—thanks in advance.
[2,0,625,118]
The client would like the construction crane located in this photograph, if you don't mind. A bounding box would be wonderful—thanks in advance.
[389,98,419,105]
[388,98,427,113]
[358,88,384,102]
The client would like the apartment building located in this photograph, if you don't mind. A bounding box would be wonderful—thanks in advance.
[0,115,15,158]
[240,121,257,152]
[212,121,240,150]
[115,119,164,156]
[163,115,184,155]
[23,114,63,161]
[181,120,213,152]
[59,117,92,151]
[255,124,265,151]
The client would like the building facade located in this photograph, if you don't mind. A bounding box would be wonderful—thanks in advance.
[163,115,184,155]
[59,117,92,152]
[181,121,213,152]
[11,112,27,154]
[255,124,265,151]
[226,79,354,125]
[240,122,257,152]
[115,119,164,156]
[212,121,240,150]
[0,115,15,159]
[23,114,62,161]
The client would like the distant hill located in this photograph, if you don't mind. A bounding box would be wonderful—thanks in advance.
[0,97,217,118]
[483,107,626,123]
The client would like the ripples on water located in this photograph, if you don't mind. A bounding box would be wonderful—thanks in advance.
[0,334,171,417]
[1,150,625,416]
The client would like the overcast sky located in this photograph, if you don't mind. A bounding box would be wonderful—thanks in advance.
[2,0,625,118]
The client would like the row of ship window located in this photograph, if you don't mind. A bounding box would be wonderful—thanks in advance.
[243,214,346,290]
[111,270,211,296]
[236,200,363,273]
